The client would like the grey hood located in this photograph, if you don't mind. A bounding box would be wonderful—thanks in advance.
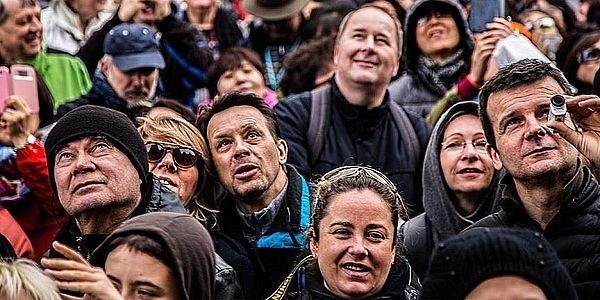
[422,101,502,242]
[404,0,474,73]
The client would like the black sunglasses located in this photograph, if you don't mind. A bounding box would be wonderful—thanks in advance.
[145,141,199,169]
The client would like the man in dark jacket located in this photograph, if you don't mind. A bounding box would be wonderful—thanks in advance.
[274,5,431,217]
[469,58,600,297]
[56,23,165,121]
[45,105,186,261]
[198,92,311,298]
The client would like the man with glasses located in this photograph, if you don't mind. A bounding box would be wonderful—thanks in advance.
[56,23,165,122]
[44,105,186,268]
[469,58,600,297]
[198,92,311,298]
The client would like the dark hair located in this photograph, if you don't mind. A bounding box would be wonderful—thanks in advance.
[359,0,406,22]
[303,3,355,40]
[207,47,266,98]
[151,97,196,124]
[107,234,181,297]
[0,0,37,25]
[197,91,281,142]
[311,166,407,248]
[559,31,600,94]
[279,37,335,96]
[479,59,573,149]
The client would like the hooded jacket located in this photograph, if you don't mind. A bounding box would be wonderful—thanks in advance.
[92,212,216,300]
[401,102,502,279]
[389,0,474,118]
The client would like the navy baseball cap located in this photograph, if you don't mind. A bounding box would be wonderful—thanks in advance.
[103,23,166,72]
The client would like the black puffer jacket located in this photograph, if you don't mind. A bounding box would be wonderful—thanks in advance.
[218,165,311,299]
[468,166,600,298]
[275,80,431,216]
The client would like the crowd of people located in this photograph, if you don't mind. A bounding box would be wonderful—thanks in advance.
[0,0,599,299]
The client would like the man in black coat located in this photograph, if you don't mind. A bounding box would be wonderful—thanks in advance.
[469,58,600,297]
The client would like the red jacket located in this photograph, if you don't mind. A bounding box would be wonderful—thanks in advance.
[9,140,69,260]
[0,206,33,258]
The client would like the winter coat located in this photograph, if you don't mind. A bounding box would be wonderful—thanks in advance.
[218,165,311,298]
[275,79,431,216]
[401,101,502,279]
[468,166,600,298]
[41,0,112,55]
[75,9,214,108]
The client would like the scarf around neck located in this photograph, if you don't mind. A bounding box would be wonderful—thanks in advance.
[416,48,466,97]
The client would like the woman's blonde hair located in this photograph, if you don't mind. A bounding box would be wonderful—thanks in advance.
[0,258,60,300]
[137,115,218,227]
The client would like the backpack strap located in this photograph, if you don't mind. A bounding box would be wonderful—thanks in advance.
[307,86,331,166]
[389,101,421,168]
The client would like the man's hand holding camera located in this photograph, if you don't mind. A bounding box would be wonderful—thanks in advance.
[548,94,600,169]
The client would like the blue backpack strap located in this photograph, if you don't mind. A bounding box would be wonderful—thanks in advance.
[257,175,311,249]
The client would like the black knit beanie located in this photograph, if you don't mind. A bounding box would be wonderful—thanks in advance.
[45,105,149,192]
[421,227,577,299]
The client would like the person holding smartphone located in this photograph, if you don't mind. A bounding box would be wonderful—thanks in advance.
[0,96,70,261]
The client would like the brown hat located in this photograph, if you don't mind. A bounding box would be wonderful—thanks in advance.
[243,0,309,21]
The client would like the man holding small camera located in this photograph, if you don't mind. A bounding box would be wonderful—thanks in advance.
[469,58,600,297]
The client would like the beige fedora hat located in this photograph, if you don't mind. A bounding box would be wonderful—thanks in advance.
[243,0,310,21]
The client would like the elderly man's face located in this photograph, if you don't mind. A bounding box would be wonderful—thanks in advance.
[0,0,42,62]
[53,136,142,216]
[102,59,159,104]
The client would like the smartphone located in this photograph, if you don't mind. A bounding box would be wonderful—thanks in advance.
[468,0,505,33]
[0,66,9,113]
[10,64,39,113]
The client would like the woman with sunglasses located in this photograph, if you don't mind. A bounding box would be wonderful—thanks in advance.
[559,31,600,95]
[270,166,421,299]
[388,0,476,119]
[137,115,256,299]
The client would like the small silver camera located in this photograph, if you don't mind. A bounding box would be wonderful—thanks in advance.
[548,95,567,122]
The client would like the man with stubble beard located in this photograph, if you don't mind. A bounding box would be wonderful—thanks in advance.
[198,92,312,298]
[56,22,164,122]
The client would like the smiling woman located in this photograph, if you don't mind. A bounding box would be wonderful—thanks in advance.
[269,166,421,299]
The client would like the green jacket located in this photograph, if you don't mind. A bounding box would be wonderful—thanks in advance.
[19,44,91,108]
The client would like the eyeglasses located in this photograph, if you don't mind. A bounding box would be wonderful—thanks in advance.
[145,141,200,169]
[578,47,600,64]
[524,17,556,32]
[441,139,488,154]
[416,9,453,27]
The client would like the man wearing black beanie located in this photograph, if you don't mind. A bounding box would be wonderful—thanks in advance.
[43,105,186,263]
